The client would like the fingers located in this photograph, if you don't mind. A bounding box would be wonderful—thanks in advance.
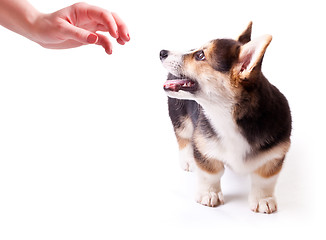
[84,9,130,53]
[85,6,119,39]
[78,4,130,44]
[112,12,130,44]
[60,20,98,44]
[96,33,113,55]
[60,21,120,55]
[86,33,98,44]
[63,25,113,55]
[59,2,130,54]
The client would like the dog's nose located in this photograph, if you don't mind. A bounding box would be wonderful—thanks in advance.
[160,50,169,61]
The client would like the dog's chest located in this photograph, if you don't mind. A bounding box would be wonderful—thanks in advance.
[199,107,252,173]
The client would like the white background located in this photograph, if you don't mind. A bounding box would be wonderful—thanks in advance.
[0,0,325,239]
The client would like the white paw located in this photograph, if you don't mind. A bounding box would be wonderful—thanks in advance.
[196,191,224,207]
[250,197,277,214]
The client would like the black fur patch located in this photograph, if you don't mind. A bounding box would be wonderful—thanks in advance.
[193,144,213,169]
[235,75,292,151]
[168,97,199,130]
[197,111,218,139]
[211,39,240,72]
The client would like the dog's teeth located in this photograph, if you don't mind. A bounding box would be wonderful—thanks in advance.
[180,82,193,88]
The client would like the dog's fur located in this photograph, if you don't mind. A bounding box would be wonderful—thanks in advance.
[160,22,292,214]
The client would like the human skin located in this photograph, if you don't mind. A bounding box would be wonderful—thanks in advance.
[0,0,130,54]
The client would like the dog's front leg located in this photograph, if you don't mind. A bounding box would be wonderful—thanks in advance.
[193,148,225,207]
[196,167,225,207]
[249,157,285,214]
[177,137,196,172]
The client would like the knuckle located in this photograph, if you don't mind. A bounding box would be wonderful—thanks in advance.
[55,21,66,32]
[72,2,88,8]
[100,10,112,21]
[73,29,85,39]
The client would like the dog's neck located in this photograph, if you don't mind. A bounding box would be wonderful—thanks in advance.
[199,99,235,137]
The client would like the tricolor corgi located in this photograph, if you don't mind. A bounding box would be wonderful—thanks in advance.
[160,22,291,213]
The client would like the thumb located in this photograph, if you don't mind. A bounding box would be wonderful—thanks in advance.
[61,22,98,44]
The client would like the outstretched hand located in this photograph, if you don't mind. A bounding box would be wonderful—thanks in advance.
[33,2,130,54]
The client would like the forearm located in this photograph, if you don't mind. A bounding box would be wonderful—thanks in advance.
[0,0,40,40]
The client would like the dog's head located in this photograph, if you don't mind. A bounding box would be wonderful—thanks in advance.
[160,22,272,104]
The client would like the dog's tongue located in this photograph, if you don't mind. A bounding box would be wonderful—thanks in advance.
[163,79,191,92]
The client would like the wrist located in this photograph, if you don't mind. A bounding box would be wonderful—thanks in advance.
[23,10,44,43]
[0,0,41,41]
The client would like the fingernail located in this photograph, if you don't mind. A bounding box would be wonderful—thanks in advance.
[116,30,119,38]
[87,33,98,44]
[127,34,130,41]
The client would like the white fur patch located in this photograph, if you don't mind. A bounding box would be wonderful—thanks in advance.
[195,101,289,174]
[179,143,195,172]
[249,174,279,213]
[176,117,193,139]
[196,167,224,207]
[161,51,184,77]
[198,101,252,174]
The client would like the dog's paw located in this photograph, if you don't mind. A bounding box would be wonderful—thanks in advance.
[196,191,224,207]
[250,197,277,214]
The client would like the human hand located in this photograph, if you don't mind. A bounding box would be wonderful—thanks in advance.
[32,2,130,54]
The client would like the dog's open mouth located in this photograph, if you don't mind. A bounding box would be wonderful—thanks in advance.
[163,78,197,92]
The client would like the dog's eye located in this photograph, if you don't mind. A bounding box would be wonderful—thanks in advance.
[194,50,206,61]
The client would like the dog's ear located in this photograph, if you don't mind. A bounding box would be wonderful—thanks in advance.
[237,21,253,44]
[235,34,272,80]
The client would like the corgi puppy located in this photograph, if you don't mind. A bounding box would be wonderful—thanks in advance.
[159,22,292,214]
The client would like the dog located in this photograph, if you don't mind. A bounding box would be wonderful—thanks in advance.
[159,22,292,214]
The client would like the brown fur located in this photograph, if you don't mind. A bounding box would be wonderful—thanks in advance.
[194,146,224,174]
[176,136,190,150]
[192,128,224,174]
[255,156,285,178]
[246,140,291,162]
[237,21,253,44]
